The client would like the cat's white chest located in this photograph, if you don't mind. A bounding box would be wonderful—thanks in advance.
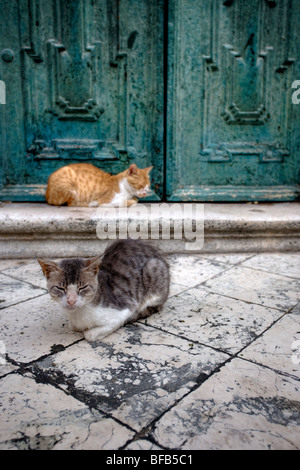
[65,303,131,336]
[66,304,99,331]
[111,178,133,206]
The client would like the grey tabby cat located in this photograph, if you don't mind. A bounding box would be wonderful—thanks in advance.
[38,239,170,342]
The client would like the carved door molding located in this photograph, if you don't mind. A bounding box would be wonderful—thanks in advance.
[1,0,299,202]
[166,0,300,201]
[0,0,164,201]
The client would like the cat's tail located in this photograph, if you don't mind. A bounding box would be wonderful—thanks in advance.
[45,166,78,206]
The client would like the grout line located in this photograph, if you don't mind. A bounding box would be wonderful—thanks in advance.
[0,292,48,311]
[236,355,300,383]
[131,306,300,446]
[231,264,300,281]
[1,252,299,448]
[0,270,47,291]
[122,354,236,450]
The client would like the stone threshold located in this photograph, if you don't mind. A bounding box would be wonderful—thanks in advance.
[0,201,300,258]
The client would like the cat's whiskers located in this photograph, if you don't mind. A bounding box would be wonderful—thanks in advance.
[38,239,169,342]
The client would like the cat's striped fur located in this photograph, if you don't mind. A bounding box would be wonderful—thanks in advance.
[45,163,152,207]
[38,239,170,342]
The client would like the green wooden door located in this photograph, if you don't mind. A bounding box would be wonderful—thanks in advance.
[167,0,300,201]
[0,0,164,201]
[1,1,299,202]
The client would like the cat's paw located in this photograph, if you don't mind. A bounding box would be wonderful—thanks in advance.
[126,198,138,207]
[84,329,98,342]
[88,200,99,207]
[84,327,108,342]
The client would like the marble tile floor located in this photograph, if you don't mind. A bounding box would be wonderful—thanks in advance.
[0,252,299,450]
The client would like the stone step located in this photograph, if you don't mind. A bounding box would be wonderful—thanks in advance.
[0,202,300,258]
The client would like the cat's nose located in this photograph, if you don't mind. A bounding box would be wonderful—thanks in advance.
[67,297,77,306]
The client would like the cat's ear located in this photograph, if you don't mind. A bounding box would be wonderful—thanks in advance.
[83,256,102,275]
[127,163,138,175]
[38,259,60,278]
[144,166,153,174]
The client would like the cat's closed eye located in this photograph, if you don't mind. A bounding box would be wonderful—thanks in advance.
[51,285,66,296]
[78,285,93,294]
[38,239,169,342]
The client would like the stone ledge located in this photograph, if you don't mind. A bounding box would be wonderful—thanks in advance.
[0,202,300,258]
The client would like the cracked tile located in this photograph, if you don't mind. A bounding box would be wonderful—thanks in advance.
[0,259,32,272]
[0,295,82,363]
[240,313,300,378]
[0,273,46,309]
[1,252,299,449]
[144,287,283,354]
[35,323,228,431]
[291,302,300,315]
[168,282,190,297]
[152,358,300,450]
[168,255,228,288]
[241,253,300,279]
[0,373,134,450]
[125,439,163,450]
[198,253,254,265]
[204,266,300,310]
[1,261,47,289]
[0,362,18,377]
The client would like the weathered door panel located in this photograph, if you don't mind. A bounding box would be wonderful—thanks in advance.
[1,0,300,203]
[0,0,164,200]
[167,0,300,201]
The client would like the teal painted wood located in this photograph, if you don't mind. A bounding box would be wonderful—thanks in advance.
[0,0,164,201]
[167,0,300,201]
[1,1,300,203]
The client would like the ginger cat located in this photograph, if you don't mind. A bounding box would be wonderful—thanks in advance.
[45,163,152,207]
